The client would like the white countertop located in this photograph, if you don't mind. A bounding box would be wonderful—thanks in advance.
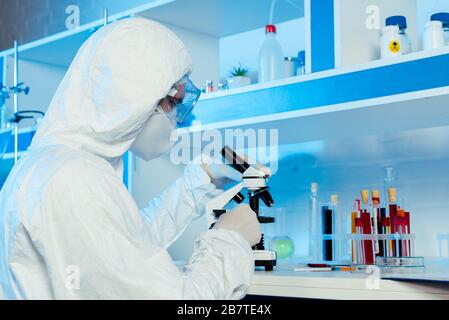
[248,266,449,300]
[174,260,449,300]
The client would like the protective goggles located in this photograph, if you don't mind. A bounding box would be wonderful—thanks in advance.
[165,77,202,124]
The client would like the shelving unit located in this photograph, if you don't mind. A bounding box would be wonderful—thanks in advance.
[0,0,305,68]
[138,0,305,38]
[0,127,36,186]
[179,47,449,143]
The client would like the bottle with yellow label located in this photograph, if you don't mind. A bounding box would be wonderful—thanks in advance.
[381,25,403,58]
[386,16,411,54]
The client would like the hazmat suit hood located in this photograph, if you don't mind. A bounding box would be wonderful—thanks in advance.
[31,17,192,162]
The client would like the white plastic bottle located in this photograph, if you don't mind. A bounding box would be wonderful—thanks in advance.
[385,16,411,55]
[381,25,402,58]
[258,24,284,84]
[423,21,445,50]
[431,12,449,46]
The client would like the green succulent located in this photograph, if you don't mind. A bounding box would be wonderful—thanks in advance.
[230,65,249,77]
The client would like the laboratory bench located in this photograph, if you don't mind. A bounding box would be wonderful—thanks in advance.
[248,268,449,300]
[172,261,449,300]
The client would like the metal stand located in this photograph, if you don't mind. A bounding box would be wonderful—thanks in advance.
[5,40,30,164]
[103,8,109,26]
[13,41,18,164]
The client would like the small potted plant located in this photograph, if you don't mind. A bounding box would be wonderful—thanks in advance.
[227,65,251,89]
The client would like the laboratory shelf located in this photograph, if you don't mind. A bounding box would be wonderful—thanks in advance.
[249,268,449,300]
[0,157,13,185]
[179,47,449,145]
[2,129,36,155]
[0,128,36,185]
[272,125,449,168]
[0,0,304,68]
[137,0,304,38]
[0,17,99,67]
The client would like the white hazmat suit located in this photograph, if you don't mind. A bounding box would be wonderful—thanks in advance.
[0,18,254,300]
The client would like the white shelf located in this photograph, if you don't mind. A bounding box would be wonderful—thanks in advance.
[249,268,449,299]
[200,46,449,101]
[0,0,304,68]
[0,1,171,67]
[17,30,93,68]
[0,18,101,67]
[178,86,449,146]
[174,47,449,148]
[137,0,304,38]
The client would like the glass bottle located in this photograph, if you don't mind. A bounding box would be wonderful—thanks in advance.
[386,15,411,54]
[308,183,321,261]
[268,208,295,260]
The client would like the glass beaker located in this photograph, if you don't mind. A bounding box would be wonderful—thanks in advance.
[268,208,295,260]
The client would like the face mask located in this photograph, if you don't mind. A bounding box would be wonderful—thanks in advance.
[130,110,177,161]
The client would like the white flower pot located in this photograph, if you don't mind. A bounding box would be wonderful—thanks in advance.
[227,76,251,89]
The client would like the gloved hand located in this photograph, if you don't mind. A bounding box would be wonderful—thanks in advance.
[200,154,241,189]
[213,204,262,247]
[201,161,241,189]
[200,152,272,189]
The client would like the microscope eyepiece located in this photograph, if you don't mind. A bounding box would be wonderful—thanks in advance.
[221,145,274,210]
[221,146,250,174]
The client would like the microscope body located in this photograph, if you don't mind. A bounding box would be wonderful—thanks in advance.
[206,147,277,271]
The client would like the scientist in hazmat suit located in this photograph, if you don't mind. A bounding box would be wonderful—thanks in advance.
[0,18,262,300]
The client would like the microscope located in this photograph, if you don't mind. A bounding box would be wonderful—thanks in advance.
[206,146,277,271]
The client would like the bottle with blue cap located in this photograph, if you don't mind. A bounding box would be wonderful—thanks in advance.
[385,15,411,55]
[423,20,445,51]
[431,12,449,45]
[297,50,306,75]
[381,25,401,58]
